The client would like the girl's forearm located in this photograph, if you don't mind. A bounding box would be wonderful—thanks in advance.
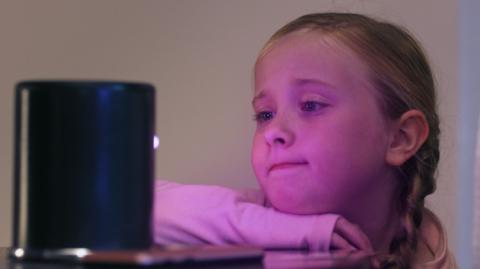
[153,180,339,251]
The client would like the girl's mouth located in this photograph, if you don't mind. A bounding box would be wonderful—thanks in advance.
[268,161,309,173]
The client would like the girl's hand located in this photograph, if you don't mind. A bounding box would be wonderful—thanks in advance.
[331,217,374,252]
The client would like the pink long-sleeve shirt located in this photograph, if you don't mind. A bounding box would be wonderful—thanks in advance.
[153,180,457,268]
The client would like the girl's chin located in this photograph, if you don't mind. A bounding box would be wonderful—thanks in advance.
[267,194,325,215]
[265,189,341,215]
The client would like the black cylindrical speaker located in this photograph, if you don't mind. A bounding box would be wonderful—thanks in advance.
[10,81,155,260]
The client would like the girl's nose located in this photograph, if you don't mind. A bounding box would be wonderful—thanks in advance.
[264,117,294,147]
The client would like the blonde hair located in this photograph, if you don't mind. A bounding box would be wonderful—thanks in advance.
[257,13,439,268]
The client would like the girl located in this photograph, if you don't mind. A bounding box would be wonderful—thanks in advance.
[154,13,457,268]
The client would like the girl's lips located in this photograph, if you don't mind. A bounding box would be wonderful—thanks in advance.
[269,161,309,173]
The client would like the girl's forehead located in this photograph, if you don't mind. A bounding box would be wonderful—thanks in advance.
[254,30,372,93]
[260,30,354,62]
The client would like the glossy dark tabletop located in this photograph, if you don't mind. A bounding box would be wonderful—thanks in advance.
[0,248,372,269]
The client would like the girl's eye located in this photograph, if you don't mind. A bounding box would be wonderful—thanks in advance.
[254,111,275,123]
[301,101,327,112]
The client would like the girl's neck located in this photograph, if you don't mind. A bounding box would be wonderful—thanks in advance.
[361,197,401,253]
[348,171,401,253]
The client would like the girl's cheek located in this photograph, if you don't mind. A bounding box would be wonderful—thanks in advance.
[251,139,262,168]
[252,142,269,179]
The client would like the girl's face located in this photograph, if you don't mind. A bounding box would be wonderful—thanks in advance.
[252,31,396,215]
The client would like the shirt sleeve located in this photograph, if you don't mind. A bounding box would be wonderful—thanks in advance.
[153,180,339,252]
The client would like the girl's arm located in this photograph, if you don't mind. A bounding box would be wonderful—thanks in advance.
[153,180,339,251]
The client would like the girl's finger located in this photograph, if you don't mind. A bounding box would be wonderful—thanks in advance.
[334,217,373,251]
[330,232,355,250]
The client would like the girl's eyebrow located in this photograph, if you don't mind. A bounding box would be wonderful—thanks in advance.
[252,78,336,106]
[252,91,267,106]
[293,78,338,101]
[293,78,336,91]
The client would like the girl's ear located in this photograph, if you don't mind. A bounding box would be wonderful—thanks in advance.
[386,110,429,166]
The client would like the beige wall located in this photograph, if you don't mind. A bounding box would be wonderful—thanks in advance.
[0,0,459,256]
